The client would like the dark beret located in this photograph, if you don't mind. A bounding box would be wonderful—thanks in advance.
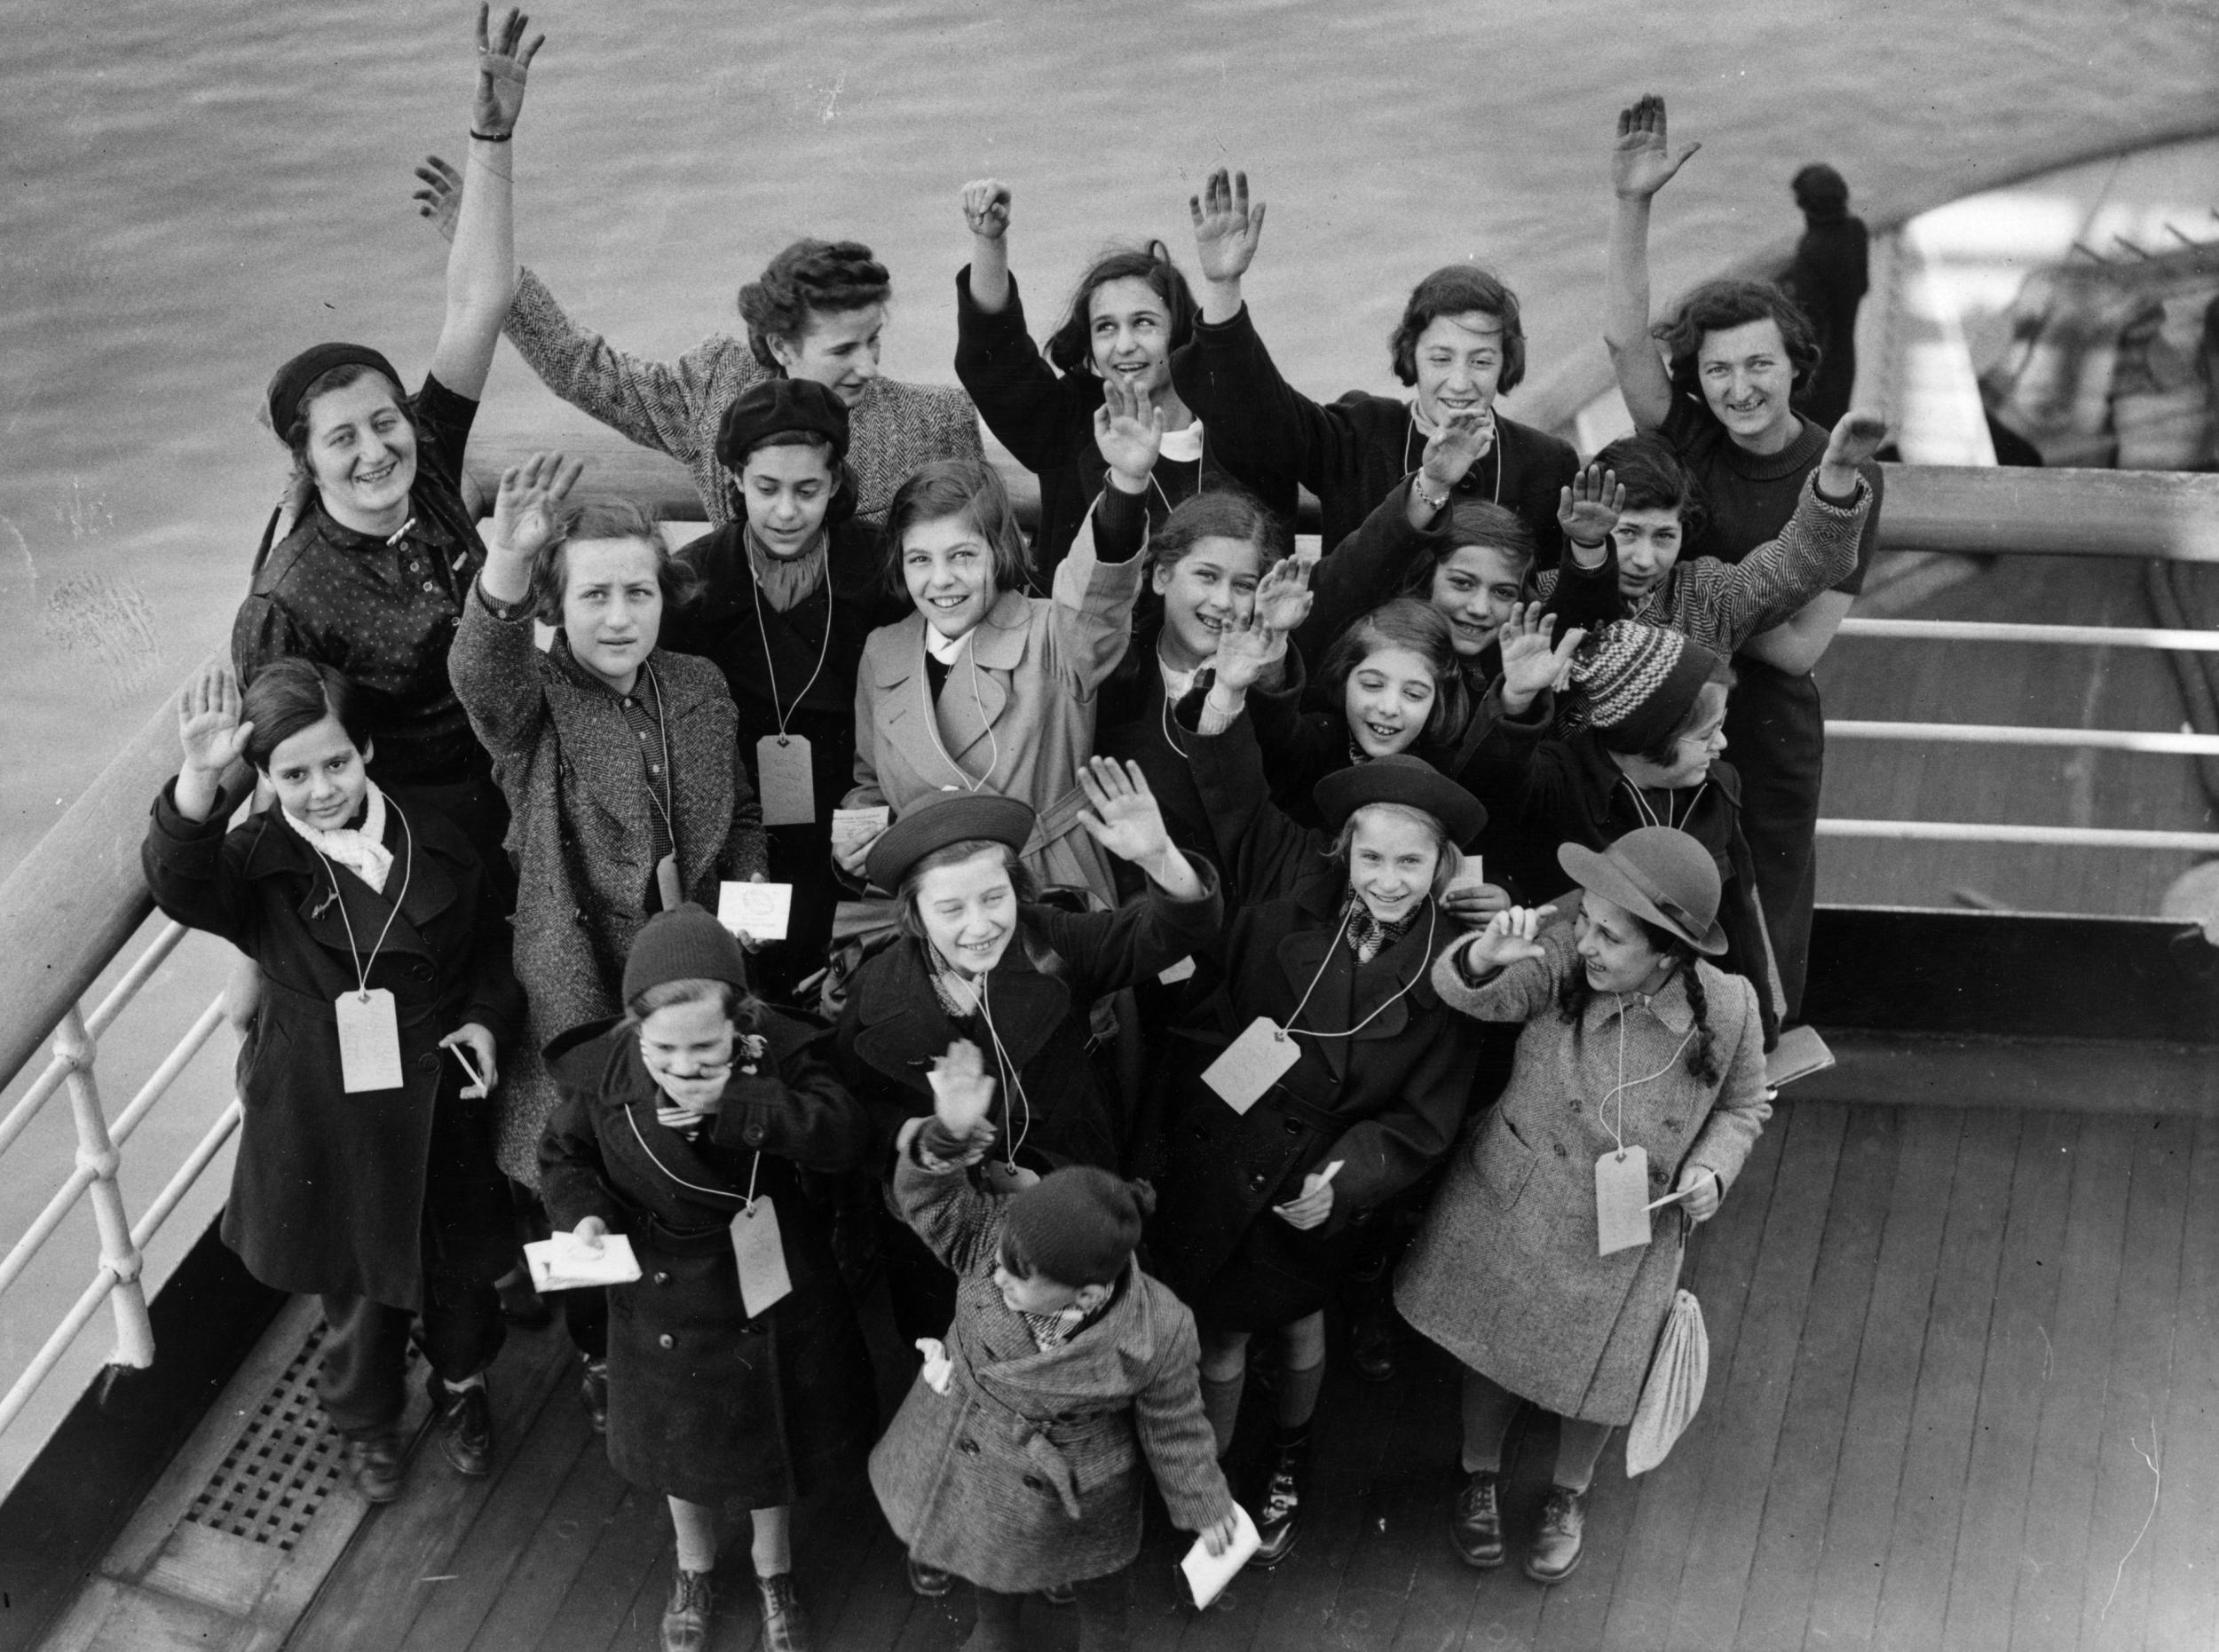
[716,378,852,469]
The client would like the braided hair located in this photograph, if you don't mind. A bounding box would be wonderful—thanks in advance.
[1555,917,1719,1084]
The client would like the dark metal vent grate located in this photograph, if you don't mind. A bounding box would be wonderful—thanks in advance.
[182,1324,347,1552]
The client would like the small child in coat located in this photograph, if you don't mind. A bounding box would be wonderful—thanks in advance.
[870,1095,1239,1652]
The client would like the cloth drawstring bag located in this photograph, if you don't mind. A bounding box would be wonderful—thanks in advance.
[1626,1288,1708,1475]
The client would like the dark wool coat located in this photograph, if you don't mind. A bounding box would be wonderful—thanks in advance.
[834,866,1223,1174]
[1168,303,1579,559]
[1146,713,1488,1330]
[868,1142,1234,1593]
[448,591,769,1181]
[953,267,1240,588]
[538,1014,877,1508]
[142,783,520,1308]
[1396,917,1768,1424]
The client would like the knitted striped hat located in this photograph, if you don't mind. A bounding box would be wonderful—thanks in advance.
[1570,621,1724,755]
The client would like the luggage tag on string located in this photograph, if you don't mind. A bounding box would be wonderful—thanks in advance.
[750,557,833,826]
[626,1108,792,1316]
[1594,1012,1697,1256]
[314,810,415,1095]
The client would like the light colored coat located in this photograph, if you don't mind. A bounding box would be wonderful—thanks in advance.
[868,1145,1234,1593]
[845,511,1144,906]
[1395,917,1770,1425]
[448,592,767,1181]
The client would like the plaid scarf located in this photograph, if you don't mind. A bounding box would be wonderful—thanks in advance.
[1343,891,1423,964]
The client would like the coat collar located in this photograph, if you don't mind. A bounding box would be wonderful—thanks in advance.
[849,932,1072,1092]
[236,802,461,963]
[1583,967,1696,1036]
[965,1257,1162,1395]
[1273,893,1444,1079]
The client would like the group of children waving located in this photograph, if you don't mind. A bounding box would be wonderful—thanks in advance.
[146,12,1888,1652]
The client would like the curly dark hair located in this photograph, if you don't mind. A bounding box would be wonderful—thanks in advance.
[737,240,893,372]
[1555,917,1720,1084]
[1388,265,1528,392]
[1042,241,1199,376]
[1591,433,1708,544]
[1652,277,1820,410]
[1320,597,1472,748]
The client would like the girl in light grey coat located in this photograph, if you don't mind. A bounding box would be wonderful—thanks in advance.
[1396,826,1768,1585]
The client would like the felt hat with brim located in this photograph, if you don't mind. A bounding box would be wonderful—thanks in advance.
[266,343,403,437]
[1312,755,1487,849]
[866,793,1037,890]
[1557,827,1728,955]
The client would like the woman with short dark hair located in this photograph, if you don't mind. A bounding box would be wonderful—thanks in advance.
[1167,168,1579,558]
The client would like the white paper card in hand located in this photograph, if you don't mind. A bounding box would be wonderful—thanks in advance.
[336,989,404,1094]
[1157,954,1197,985]
[524,1232,643,1292]
[829,805,890,851]
[1596,1148,1654,1256]
[655,852,683,913]
[1178,1503,1260,1609]
[1201,1017,1299,1115]
[731,1200,793,1318]
[719,881,794,942]
[755,735,816,826]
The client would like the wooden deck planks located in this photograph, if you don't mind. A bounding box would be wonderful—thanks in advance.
[2142,1115,2219,1650]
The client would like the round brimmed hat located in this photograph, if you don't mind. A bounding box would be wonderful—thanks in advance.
[621,903,751,1004]
[266,343,403,436]
[1570,621,1725,755]
[866,793,1037,890]
[1556,827,1727,955]
[717,378,852,468]
[1312,755,1487,849]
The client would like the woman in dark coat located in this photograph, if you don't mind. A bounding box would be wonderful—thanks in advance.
[660,379,910,1001]
[1169,168,1579,558]
[1149,668,1493,1569]
[540,906,873,1652]
[143,660,520,1504]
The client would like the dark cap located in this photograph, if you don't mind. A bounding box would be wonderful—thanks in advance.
[621,903,751,1005]
[1557,827,1727,955]
[1312,755,1487,848]
[265,343,403,437]
[1001,1166,1157,1286]
[716,378,852,469]
[866,793,1036,890]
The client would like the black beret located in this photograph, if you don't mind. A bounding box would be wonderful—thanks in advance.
[1312,755,1487,848]
[716,378,851,469]
[866,793,1036,890]
[266,343,404,437]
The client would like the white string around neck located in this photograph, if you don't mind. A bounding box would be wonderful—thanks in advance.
[749,540,834,739]
[1597,977,1697,1158]
[1280,901,1438,1042]
[305,802,415,1000]
[628,1099,764,1212]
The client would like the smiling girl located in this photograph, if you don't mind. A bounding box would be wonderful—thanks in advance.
[954,178,1233,585]
[1168,169,1578,557]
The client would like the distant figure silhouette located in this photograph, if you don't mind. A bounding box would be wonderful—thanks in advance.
[1783,164,1868,430]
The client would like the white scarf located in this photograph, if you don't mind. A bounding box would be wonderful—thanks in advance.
[1157,419,1204,464]
[283,780,393,893]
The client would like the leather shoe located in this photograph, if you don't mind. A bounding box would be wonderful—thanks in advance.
[347,1430,406,1504]
[661,1566,714,1652]
[1524,1486,1587,1583]
[1450,1469,1504,1569]
[756,1570,809,1652]
[904,1553,952,1597]
[1247,1433,1312,1569]
[431,1377,493,1477]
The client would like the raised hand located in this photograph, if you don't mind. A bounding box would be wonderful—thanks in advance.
[1076,757,1172,866]
[928,1040,997,1137]
[178,661,253,777]
[472,4,545,139]
[1820,408,1889,486]
[1188,167,1266,286]
[412,154,463,243]
[1207,609,1284,696]
[1251,555,1314,636]
[1497,603,1586,713]
[491,451,583,563]
[961,178,1012,241]
[1421,408,1496,491]
[1557,463,1624,549]
[1460,904,1555,975]
[1612,93,1700,202]
[1094,369,1165,488]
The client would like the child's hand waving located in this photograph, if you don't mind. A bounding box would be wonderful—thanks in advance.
[1496,603,1585,716]
[1094,371,1165,493]
[1556,463,1623,554]
[178,662,253,778]
[1250,556,1313,637]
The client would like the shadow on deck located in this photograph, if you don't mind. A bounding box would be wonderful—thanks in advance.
[277,1101,2219,1652]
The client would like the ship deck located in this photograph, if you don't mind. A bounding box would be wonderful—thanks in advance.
[260,1099,2219,1652]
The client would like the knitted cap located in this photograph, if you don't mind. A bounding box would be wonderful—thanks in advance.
[716,377,851,467]
[1571,621,1724,755]
[1000,1167,1157,1287]
[621,904,750,1006]
[266,343,403,436]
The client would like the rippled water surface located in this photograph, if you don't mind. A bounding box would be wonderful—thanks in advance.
[2,0,2214,870]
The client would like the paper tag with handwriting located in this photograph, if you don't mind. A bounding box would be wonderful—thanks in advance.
[756,735,816,826]
[719,880,794,942]
[731,1199,793,1318]
[335,989,404,1094]
[830,805,890,851]
[1201,1017,1300,1115]
[1596,1148,1654,1256]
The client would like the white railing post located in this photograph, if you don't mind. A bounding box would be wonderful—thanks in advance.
[52,1008,154,1372]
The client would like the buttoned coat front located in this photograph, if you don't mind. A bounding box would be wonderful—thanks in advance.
[844,510,1145,907]
[1395,916,1770,1425]
[449,593,768,1180]
[867,1147,1234,1593]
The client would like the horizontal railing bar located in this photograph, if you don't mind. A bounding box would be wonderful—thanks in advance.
[1836,618,2219,652]
[1818,819,2219,850]
[0,1267,121,1439]
[0,1164,96,1301]
[108,1000,227,1148]
[0,1055,71,1164]
[84,921,190,1039]
[130,1097,241,1252]
[1827,720,2219,755]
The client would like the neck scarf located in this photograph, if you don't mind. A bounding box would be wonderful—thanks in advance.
[745,526,828,613]
[283,780,392,892]
[1342,889,1423,963]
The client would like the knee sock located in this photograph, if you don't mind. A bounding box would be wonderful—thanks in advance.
[1275,1357,1325,1432]
[667,1496,717,1576]
[750,1505,792,1577]
[1459,1365,1523,1475]
[1553,1419,1615,1492]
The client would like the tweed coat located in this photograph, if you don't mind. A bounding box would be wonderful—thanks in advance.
[142,783,520,1308]
[1144,711,1489,1329]
[844,508,1146,908]
[502,267,982,526]
[449,590,768,1181]
[538,1014,876,1508]
[868,1139,1235,1592]
[1396,916,1768,1425]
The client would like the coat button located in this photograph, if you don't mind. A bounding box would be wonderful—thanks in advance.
[1553,1142,1569,1159]
[653,1271,671,1286]
[745,1126,765,1145]
[658,1333,675,1349]
[1023,1475,1046,1491]
[959,1439,980,1457]
[416,1053,440,1074]
[1248,1173,1267,1191]
[1568,1095,1583,1112]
